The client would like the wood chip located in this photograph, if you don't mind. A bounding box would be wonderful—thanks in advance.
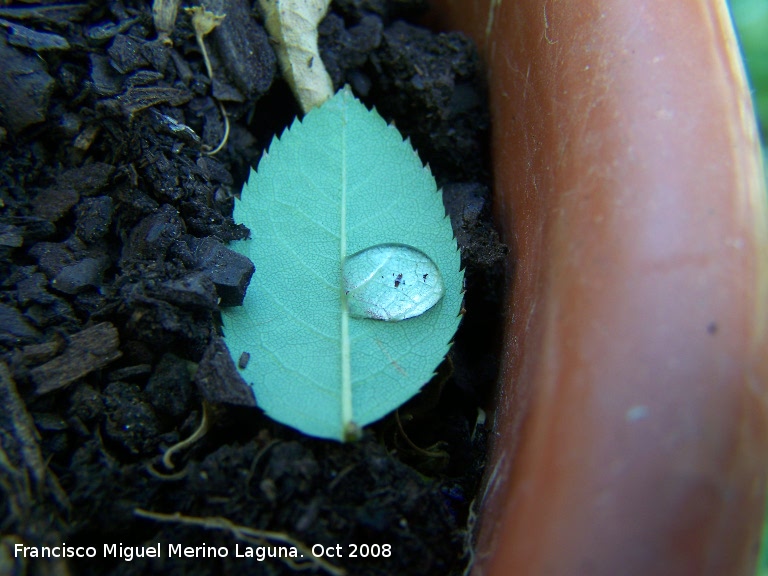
[31,322,122,395]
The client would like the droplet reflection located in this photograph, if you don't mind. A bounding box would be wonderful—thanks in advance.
[342,244,444,321]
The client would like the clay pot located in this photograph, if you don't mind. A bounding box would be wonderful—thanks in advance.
[429,1,768,575]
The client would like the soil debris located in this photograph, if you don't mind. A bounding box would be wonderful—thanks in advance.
[0,35,55,133]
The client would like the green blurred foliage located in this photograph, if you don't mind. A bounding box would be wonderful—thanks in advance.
[731,7,768,574]
[759,494,768,576]
[730,0,768,144]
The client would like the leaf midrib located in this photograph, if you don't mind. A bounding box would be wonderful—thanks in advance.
[339,95,353,437]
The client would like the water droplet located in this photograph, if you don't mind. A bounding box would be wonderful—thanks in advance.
[343,244,444,321]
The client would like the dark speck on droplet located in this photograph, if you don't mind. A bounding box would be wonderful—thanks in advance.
[238,352,250,369]
[394,273,403,288]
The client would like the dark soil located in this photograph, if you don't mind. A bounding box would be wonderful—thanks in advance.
[0,1,506,575]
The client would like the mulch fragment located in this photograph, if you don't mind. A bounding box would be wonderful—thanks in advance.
[0,35,54,133]
[30,322,122,395]
[75,196,115,243]
[0,302,41,345]
[0,18,70,51]
[32,186,79,222]
[194,335,256,407]
[182,236,254,306]
[203,0,276,101]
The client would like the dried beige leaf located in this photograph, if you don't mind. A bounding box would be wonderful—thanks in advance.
[152,0,181,45]
[259,0,334,114]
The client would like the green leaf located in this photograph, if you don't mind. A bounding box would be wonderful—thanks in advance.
[221,87,463,441]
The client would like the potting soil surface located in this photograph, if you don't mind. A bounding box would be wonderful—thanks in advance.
[0,1,507,574]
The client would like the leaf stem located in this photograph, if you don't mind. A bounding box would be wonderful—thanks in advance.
[185,6,230,155]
